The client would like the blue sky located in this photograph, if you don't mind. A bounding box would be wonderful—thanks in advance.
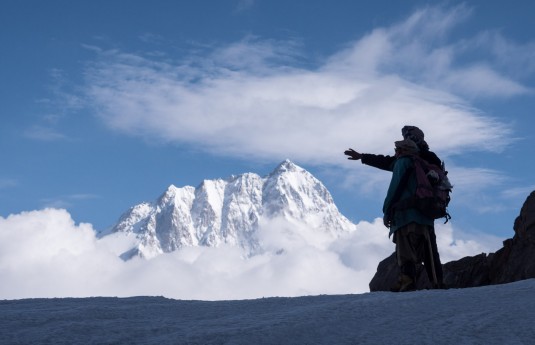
[2,0,535,242]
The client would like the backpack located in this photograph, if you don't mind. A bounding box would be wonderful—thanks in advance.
[395,155,453,223]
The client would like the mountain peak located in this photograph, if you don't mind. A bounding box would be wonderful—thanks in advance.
[272,159,300,174]
[109,160,354,259]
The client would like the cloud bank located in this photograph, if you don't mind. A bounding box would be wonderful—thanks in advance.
[0,209,502,300]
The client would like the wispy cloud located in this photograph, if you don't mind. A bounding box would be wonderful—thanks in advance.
[233,0,255,13]
[449,166,507,192]
[443,165,511,214]
[468,30,535,81]
[27,68,85,141]
[364,4,531,98]
[501,186,535,200]
[68,194,100,200]
[83,5,530,168]
[40,194,100,209]
[0,178,18,190]
[24,125,67,141]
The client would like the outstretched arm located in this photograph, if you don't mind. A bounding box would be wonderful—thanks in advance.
[344,149,396,171]
[361,154,396,172]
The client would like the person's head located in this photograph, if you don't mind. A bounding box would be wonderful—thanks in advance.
[395,138,419,157]
[401,125,429,151]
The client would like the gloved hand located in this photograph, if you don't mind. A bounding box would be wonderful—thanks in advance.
[344,148,362,160]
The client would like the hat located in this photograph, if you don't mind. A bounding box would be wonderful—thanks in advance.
[395,138,419,154]
[401,125,429,151]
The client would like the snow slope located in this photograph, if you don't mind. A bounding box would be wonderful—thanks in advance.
[1,279,534,344]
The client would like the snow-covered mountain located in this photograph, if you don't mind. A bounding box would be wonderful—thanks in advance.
[105,160,356,259]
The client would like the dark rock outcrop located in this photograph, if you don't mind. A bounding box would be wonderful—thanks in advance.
[370,191,535,291]
[443,253,492,288]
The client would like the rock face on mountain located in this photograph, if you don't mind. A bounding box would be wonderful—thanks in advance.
[369,190,535,291]
[485,190,535,284]
[104,160,355,259]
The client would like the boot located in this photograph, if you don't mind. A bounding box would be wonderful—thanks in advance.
[390,274,416,292]
[398,274,416,292]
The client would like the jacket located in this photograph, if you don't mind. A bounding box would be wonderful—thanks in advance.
[382,155,434,236]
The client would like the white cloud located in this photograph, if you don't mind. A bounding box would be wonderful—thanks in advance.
[449,166,506,192]
[82,5,530,170]
[442,165,514,214]
[434,222,502,263]
[466,30,535,80]
[0,209,502,300]
[85,54,511,164]
[501,186,535,201]
[442,64,529,98]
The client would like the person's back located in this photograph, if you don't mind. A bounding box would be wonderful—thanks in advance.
[383,139,435,292]
[420,150,441,167]
[383,154,434,236]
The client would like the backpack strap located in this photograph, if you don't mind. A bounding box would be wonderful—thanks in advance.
[385,156,415,220]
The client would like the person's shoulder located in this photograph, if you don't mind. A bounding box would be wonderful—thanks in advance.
[397,154,414,161]
[394,155,414,168]
[421,150,441,165]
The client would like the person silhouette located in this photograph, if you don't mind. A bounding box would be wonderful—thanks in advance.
[344,126,445,289]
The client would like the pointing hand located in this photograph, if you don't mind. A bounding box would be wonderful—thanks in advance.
[344,149,362,160]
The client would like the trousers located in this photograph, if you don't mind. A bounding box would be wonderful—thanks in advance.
[394,222,432,280]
